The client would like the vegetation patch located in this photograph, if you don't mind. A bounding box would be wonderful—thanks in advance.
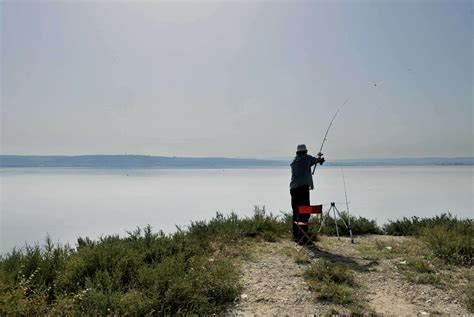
[1,208,472,314]
[383,214,473,266]
[466,282,474,313]
[406,259,435,274]
[358,237,422,261]
[384,213,469,236]
[294,250,311,265]
[304,259,358,306]
[319,212,382,236]
[421,223,473,266]
[0,206,290,315]
[396,259,442,287]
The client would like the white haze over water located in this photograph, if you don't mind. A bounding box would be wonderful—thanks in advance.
[1,166,472,253]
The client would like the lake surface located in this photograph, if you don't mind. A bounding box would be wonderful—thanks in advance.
[1,166,472,253]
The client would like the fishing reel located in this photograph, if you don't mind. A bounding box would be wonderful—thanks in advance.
[317,152,325,165]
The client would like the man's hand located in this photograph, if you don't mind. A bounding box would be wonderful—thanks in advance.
[317,152,325,164]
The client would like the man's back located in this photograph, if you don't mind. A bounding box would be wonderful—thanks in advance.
[290,153,318,190]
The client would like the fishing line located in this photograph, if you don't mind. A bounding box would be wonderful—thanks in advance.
[341,167,355,243]
[312,79,386,176]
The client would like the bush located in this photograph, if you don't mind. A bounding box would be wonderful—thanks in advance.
[305,259,355,286]
[188,206,290,245]
[319,211,382,236]
[304,259,357,305]
[421,222,473,266]
[382,213,473,266]
[383,213,465,236]
[0,206,289,315]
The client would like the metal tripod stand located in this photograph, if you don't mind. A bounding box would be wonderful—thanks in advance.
[318,202,354,243]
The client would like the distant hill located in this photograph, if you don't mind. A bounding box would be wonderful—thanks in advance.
[0,155,287,168]
[328,157,474,166]
[0,155,472,168]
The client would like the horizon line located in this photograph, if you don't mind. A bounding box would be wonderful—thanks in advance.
[1,154,473,161]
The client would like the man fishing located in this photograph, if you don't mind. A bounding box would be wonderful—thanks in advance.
[290,144,325,243]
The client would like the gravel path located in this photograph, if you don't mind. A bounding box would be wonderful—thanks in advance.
[227,240,331,316]
[326,235,470,316]
[226,235,472,316]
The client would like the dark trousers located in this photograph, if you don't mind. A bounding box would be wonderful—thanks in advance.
[290,186,310,241]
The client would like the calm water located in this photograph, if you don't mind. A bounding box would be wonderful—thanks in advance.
[1,167,472,253]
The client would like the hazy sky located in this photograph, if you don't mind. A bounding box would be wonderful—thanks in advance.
[1,0,472,159]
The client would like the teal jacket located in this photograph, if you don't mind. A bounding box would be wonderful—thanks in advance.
[290,153,320,190]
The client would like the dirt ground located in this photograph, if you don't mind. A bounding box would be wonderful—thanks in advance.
[226,235,472,316]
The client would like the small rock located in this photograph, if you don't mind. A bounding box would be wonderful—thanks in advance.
[426,299,432,303]
[385,246,393,250]
[420,311,429,316]
[399,260,407,265]
[240,294,248,300]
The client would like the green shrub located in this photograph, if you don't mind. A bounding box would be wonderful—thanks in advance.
[304,259,357,305]
[0,206,289,315]
[305,259,355,286]
[407,259,434,273]
[188,205,290,244]
[421,223,473,266]
[383,213,466,236]
[319,211,382,236]
[382,214,473,266]
[395,259,441,286]
[316,282,355,304]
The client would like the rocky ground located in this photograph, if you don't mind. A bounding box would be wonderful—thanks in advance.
[226,235,472,316]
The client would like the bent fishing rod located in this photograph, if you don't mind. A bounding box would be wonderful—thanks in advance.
[312,98,349,175]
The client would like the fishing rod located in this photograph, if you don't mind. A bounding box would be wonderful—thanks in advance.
[311,81,382,175]
[312,98,349,175]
